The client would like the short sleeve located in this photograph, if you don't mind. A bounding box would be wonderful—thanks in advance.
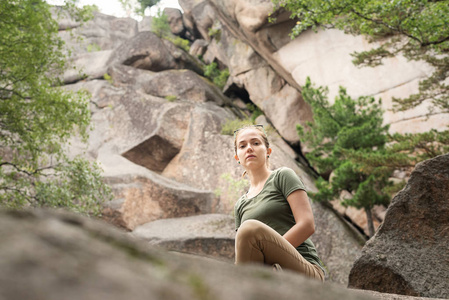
[276,167,306,198]
[234,200,242,231]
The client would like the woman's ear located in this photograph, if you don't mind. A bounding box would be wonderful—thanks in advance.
[234,155,239,161]
[267,148,272,155]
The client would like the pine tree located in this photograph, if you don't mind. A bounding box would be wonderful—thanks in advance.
[298,78,449,237]
[298,78,391,237]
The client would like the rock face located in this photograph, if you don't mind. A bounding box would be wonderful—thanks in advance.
[108,31,204,74]
[199,0,449,135]
[0,208,379,300]
[312,202,365,284]
[348,154,449,299]
[132,214,236,261]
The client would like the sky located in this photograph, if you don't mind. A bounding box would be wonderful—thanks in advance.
[47,0,182,19]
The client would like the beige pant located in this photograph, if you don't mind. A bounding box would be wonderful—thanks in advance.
[235,219,324,281]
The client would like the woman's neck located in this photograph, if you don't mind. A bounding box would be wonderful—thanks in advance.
[247,167,272,190]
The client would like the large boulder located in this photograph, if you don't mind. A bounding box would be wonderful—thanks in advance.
[312,202,366,285]
[108,31,178,71]
[348,154,449,298]
[132,214,235,261]
[108,31,204,74]
[163,8,186,36]
[102,159,218,231]
[63,50,113,84]
[142,69,230,105]
[57,10,138,53]
[0,208,383,300]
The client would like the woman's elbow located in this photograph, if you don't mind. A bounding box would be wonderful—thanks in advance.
[308,219,316,235]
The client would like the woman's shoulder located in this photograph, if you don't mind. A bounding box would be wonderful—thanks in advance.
[234,194,247,209]
[272,167,296,177]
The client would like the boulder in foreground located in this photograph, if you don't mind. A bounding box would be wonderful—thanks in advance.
[0,208,378,300]
[349,154,449,299]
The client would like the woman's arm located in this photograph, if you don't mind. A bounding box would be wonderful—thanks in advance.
[283,189,315,248]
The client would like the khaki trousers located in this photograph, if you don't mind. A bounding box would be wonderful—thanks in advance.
[235,219,324,281]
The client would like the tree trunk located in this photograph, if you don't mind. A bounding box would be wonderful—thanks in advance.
[365,207,375,238]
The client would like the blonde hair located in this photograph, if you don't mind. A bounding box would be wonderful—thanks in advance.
[233,125,270,177]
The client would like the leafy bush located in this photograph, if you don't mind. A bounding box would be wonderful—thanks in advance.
[151,10,190,52]
[221,119,254,136]
[151,9,171,38]
[246,103,263,122]
[168,36,190,52]
[204,62,230,89]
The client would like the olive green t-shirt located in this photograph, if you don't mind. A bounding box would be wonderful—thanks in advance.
[234,167,324,271]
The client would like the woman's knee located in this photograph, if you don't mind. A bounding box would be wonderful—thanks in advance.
[236,219,267,241]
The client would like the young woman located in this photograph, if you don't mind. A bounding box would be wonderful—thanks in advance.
[233,124,325,281]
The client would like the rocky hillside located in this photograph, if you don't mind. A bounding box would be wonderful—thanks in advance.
[52,0,448,292]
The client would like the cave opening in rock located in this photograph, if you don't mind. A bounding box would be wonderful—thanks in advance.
[224,83,250,104]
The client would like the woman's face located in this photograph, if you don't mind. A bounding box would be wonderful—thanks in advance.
[234,128,271,170]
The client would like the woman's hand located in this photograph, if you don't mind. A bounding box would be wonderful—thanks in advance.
[283,189,315,248]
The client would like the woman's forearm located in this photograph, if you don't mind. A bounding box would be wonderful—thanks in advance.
[283,219,315,248]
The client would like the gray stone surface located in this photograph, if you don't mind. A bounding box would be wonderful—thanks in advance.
[2,208,442,300]
[0,208,375,300]
[142,69,229,105]
[103,171,218,231]
[57,10,138,54]
[349,154,449,298]
[63,50,113,83]
[132,214,235,261]
[164,7,185,36]
[312,202,366,285]
[108,31,178,71]
[108,31,204,74]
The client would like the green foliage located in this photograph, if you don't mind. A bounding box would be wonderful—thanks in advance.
[299,77,449,235]
[135,0,162,15]
[170,36,190,52]
[151,10,190,52]
[203,62,230,89]
[103,73,113,84]
[208,24,222,42]
[164,95,177,102]
[298,78,391,234]
[152,9,171,38]
[221,119,254,136]
[246,104,263,122]
[87,43,101,52]
[388,130,449,162]
[0,0,112,215]
[273,0,449,113]
[298,78,389,176]
[33,158,112,216]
